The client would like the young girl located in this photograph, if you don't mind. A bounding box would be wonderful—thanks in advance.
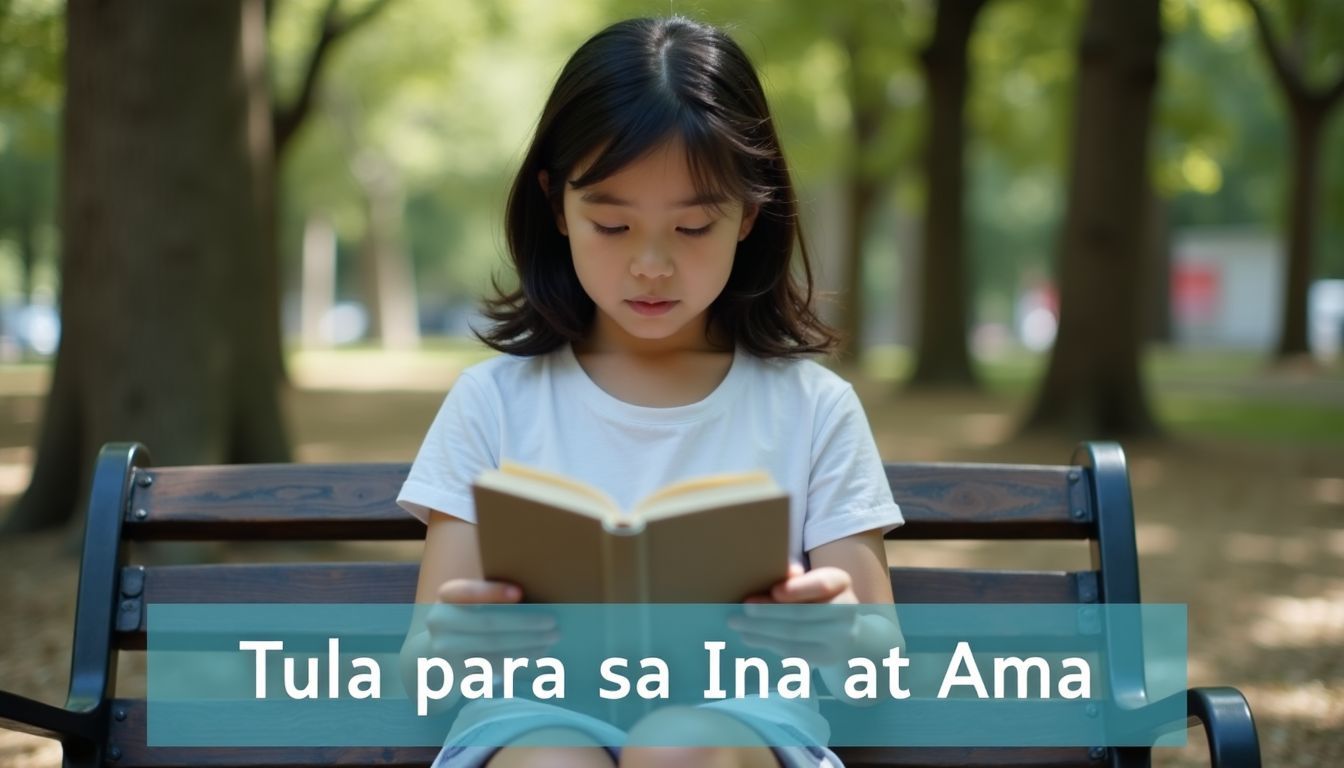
[398,16,904,768]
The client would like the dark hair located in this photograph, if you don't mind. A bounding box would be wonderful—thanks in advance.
[475,16,838,358]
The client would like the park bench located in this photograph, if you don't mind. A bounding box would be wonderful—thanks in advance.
[0,440,1261,767]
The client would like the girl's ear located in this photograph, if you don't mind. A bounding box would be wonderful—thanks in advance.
[537,170,568,236]
[738,203,760,242]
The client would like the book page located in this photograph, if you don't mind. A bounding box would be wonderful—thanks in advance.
[633,471,781,521]
[476,463,618,520]
[496,461,619,513]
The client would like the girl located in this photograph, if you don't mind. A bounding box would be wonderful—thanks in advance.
[398,16,904,768]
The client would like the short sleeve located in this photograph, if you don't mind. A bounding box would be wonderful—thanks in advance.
[802,384,903,551]
[396,372,500,525]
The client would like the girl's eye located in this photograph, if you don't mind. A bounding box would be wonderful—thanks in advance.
[678,224,714,237]
[593,223,627,236]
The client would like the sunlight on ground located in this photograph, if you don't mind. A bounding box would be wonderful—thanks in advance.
[0,730,61,768]
[1308,477,1344,506]
[1246,590,1344,650]
[1241,682,1344,729]
[1135,522,1179,556]
[1224,532,1319,565]
[0,446,33,496]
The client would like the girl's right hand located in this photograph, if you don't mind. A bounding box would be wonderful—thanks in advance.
[425,579,559,667]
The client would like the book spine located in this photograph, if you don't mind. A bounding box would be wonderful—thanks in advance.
[600,520,652,728]
[600,518,648,603]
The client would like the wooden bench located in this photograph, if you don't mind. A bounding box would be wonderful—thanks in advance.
[0,440,1262,767]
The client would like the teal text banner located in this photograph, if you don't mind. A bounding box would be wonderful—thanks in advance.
[147,603,1187,748]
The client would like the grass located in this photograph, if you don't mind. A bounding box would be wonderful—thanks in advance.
[862,343,1344,444]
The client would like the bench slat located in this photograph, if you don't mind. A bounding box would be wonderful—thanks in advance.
[123,463,1091,541]
[115,563,1093,648]
[883,464,1089,539]
[125,465,423,541]
[106,700,1096,767]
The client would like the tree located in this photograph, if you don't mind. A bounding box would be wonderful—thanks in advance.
[830,1,922,363]
[5,0,288,533]
[1244,0,1344,361]
[907,0,989,389]
[264,0,391,356]
[1022,0,1162,437]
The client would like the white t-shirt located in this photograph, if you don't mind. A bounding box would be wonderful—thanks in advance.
[397,344,903,563]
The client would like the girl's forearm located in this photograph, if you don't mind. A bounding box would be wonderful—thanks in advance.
[817,609,905,705]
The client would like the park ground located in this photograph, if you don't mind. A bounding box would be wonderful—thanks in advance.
[0,343,1341,767]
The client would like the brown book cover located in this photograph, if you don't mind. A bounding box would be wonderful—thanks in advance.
[474,462,790,603]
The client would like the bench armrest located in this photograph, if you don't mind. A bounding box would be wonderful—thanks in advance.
[1184,686,1261,768]
[1119,686,1260,767]
[0,688,97,743]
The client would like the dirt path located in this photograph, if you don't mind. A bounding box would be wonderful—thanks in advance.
[1,366,1340,767]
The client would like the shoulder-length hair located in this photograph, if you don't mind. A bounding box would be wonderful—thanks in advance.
[476,16,839,358]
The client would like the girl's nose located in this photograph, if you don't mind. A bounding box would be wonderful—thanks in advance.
[630,244,673,279]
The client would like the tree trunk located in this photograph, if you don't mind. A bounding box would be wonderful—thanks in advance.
[18,214,37,306]
[1276,106,1322,358]
[242,0,291,386]
[907,0,985,390]
[1243,0,1344,362]
[1144,192,1172,343]
[838,176,878,363]
[834,23,883,364]
[4,0,291,534]
[354,151,419,350]
[1021,0,1161,438]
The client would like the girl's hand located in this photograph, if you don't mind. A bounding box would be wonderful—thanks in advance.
[728,563,860,666]
[425,579,559,668]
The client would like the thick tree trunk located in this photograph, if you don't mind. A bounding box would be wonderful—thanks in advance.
[907,0,985,390]
[1276,106,1322,358]
[1021,0,1161,438]
[4,0,291,534]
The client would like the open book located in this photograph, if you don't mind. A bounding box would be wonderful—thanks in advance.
[473,462,790,603]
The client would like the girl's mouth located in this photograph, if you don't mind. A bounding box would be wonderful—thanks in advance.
[626,299,678,316]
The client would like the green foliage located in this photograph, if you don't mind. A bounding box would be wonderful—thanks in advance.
[3,0,1343,325]
[0,0,61,302]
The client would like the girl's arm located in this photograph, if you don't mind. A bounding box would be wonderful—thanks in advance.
[806,529,905,703]
[398,513,504,706]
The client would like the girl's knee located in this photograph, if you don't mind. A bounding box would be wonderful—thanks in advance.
[620,708,777,768]
[485,727,616,768]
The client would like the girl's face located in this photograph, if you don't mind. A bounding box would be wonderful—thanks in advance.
[547,138,757,354]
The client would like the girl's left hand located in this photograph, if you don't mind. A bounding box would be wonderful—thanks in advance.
[728,563,860,667]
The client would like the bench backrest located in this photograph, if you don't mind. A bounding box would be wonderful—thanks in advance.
[70,441,1139,768]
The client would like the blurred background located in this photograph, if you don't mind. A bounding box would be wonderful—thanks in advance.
[0,0,1341,766]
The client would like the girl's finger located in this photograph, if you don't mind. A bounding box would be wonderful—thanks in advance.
[438,579,522,604]
[771,567,850,603]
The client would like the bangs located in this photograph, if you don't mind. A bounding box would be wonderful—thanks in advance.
[567,100,773,215]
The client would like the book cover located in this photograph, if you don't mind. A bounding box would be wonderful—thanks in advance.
[474,463,790,603]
